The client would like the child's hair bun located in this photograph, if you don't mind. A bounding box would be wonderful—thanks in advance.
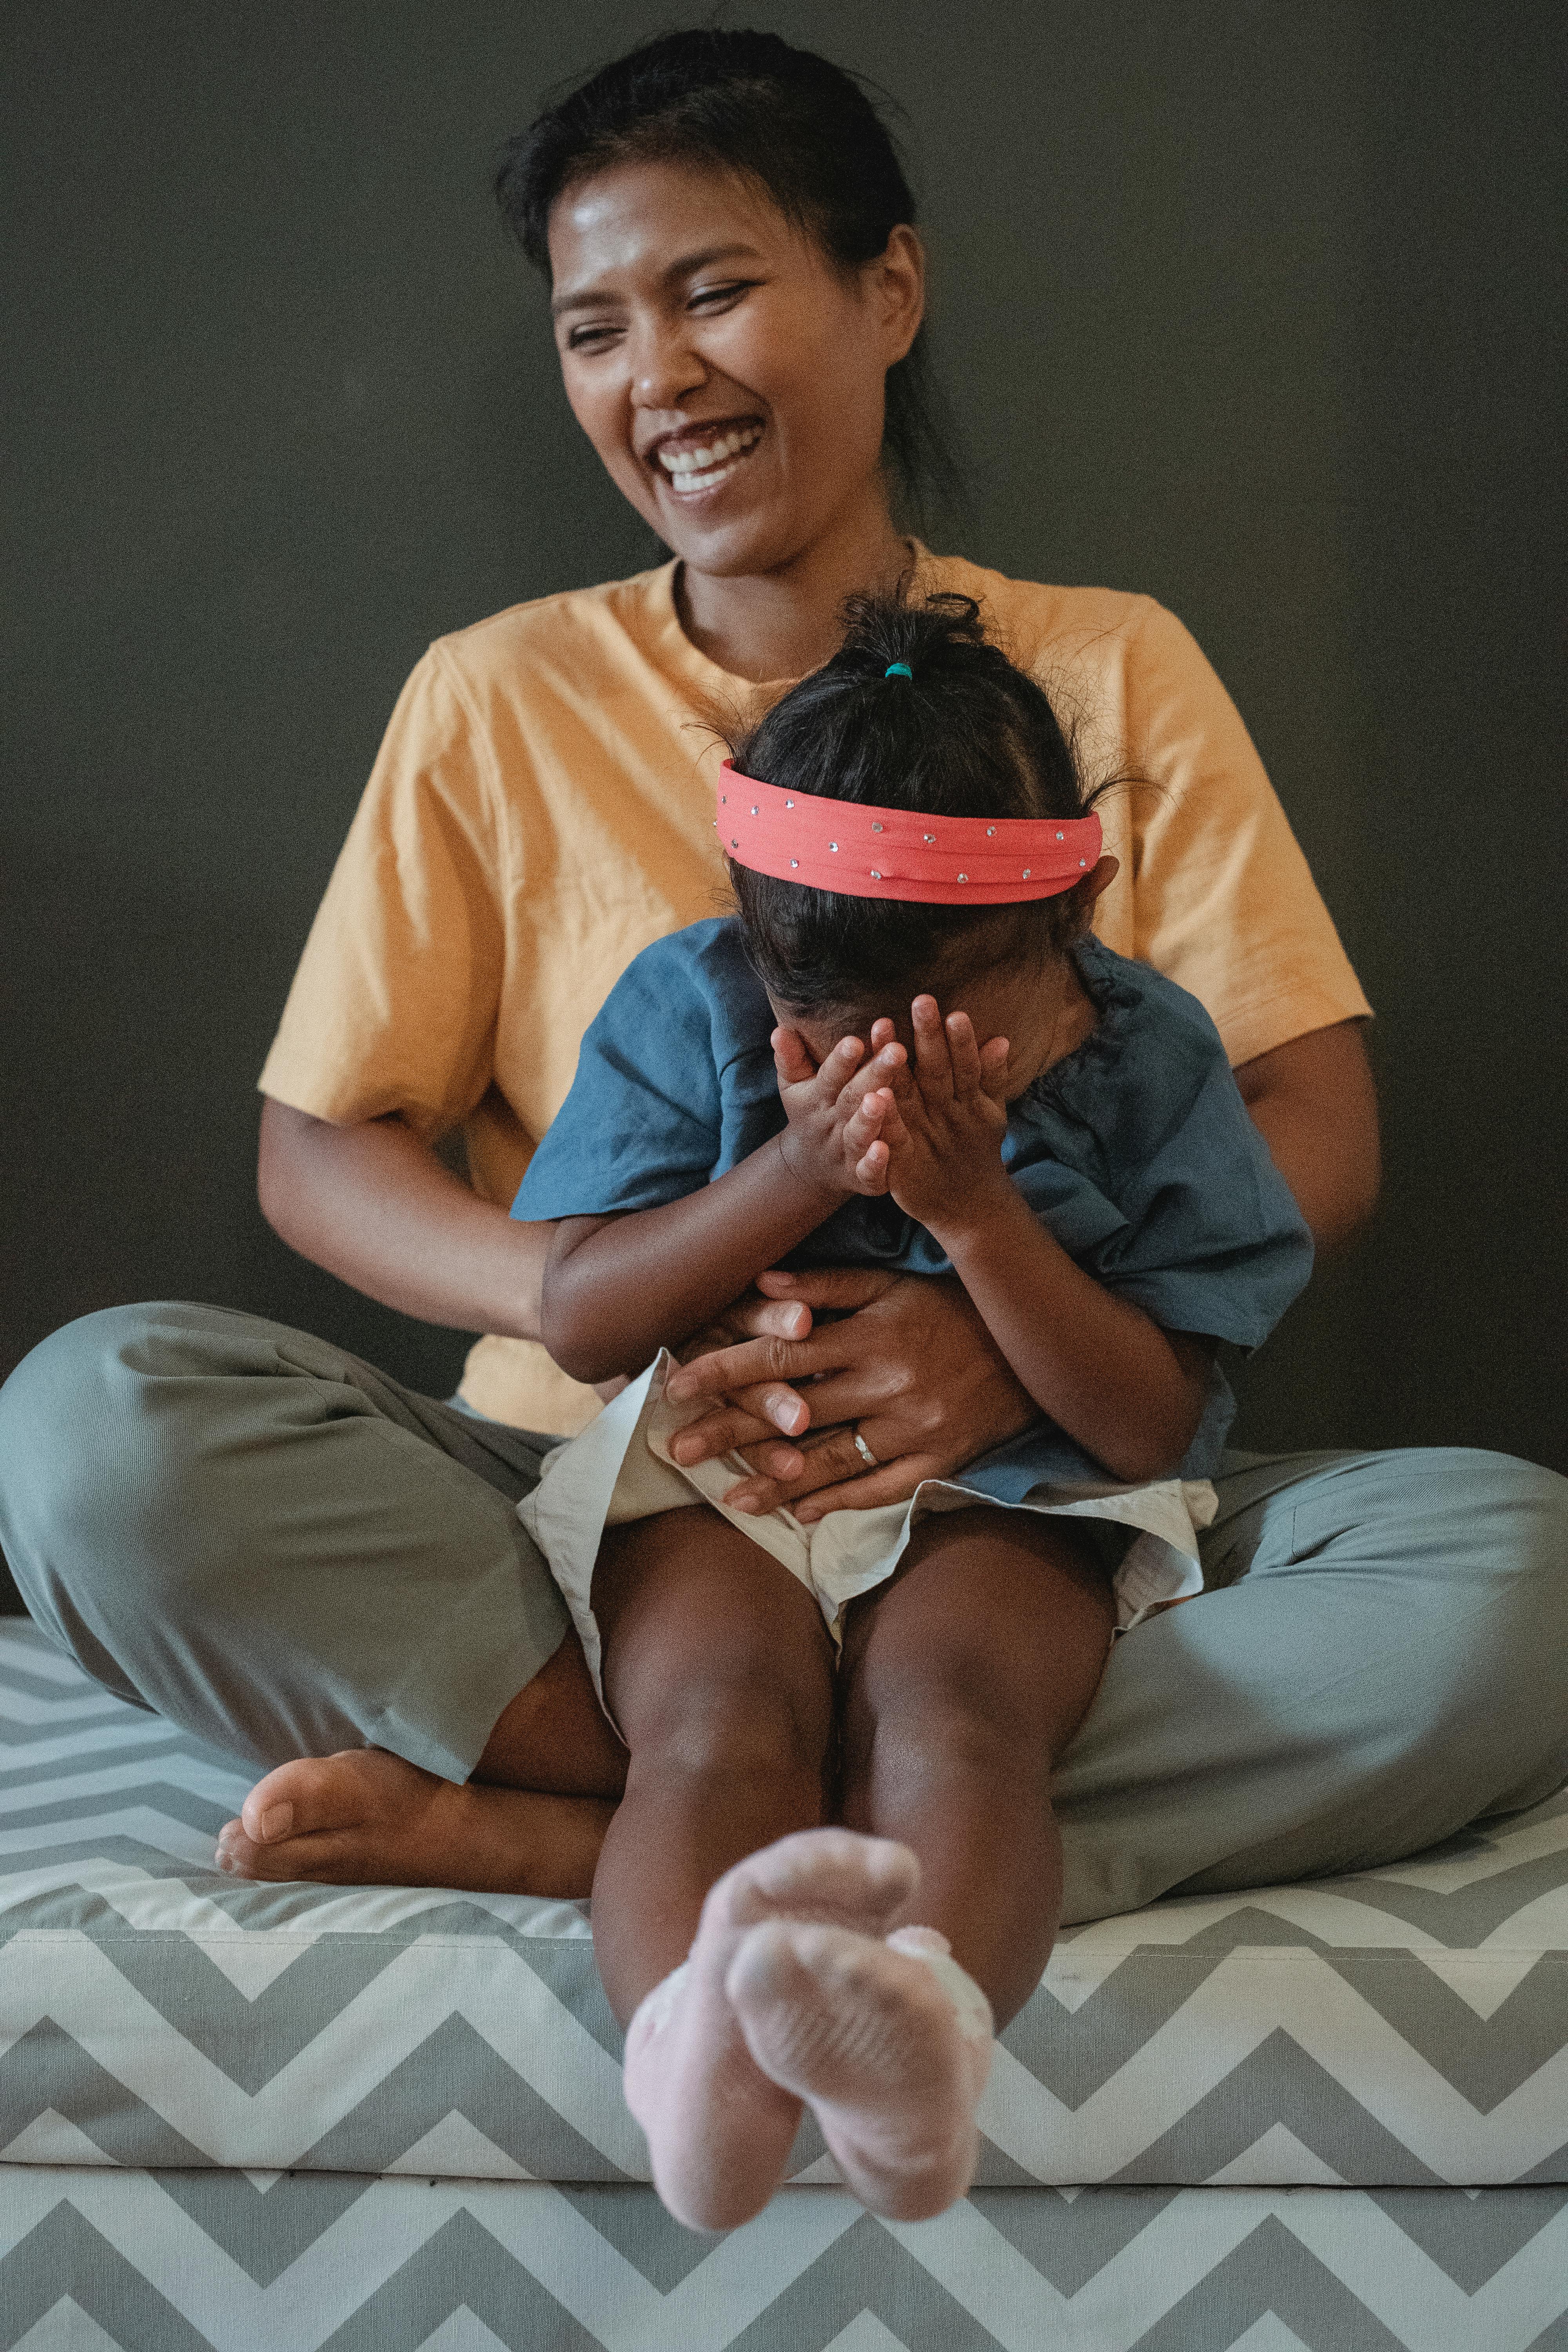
[835,590,991,692]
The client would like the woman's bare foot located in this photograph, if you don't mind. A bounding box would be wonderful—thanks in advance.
[214,1749,613,1896]
[623,1828,919,2232]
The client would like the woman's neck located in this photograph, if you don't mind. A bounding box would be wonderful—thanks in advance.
[675,490,915,684]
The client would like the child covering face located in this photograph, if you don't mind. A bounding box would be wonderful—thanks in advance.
[513,593,1312,2230]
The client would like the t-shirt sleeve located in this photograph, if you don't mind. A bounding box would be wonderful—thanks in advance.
[258,645,508,1140]
[1082,1013,1316,1348]
[512,936,725,1220]
[1118,601,1373,1069]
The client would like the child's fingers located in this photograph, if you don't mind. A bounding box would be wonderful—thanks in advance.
[835,1038,906,1112]
[842,1086,890,1153]
[770,1026,818,1089]
[868,1017,899,1054]
[875,1094,913,1151]
[978,1035,1011,1102]
[878,1050,917,1104]
[909,994,954,1098]
[944,1009,984,1094]
[812,1033,867,1096]
[853,1138,890,1190]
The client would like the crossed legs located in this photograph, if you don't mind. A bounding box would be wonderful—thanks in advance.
[592,1501,1115,2227]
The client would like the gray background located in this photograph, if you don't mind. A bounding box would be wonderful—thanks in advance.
[3,2,1564,1609]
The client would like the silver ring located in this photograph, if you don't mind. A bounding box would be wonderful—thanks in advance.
[852,1430,878,1468]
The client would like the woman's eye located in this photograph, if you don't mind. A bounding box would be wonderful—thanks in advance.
[689,280,756,312]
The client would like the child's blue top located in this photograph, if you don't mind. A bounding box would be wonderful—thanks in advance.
[515,920,1314,1495]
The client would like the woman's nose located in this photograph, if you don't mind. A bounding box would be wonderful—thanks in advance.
[629,319,707,412]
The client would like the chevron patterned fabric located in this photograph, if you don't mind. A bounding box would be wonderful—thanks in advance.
[4,1618,1568,2347]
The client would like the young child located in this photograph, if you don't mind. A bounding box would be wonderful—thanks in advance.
[513,593,1312,2232]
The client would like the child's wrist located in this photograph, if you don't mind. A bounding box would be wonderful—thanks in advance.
[774,1129,851,1210]
[922,1171,1027,1260]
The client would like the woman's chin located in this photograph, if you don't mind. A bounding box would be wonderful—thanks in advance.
[660,502,806,583]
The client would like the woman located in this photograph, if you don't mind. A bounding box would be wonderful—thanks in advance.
[1,29,1563,1920]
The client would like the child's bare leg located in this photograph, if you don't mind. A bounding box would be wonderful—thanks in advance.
[591,1506,914,2230]
[726,1508,1113,2217]
[840,1507,1116,2020]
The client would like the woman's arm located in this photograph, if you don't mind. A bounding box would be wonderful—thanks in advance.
[258,1098,550,1338]
[1233,1020,1380,1255]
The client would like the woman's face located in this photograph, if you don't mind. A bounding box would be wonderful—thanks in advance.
[546,159,924,581]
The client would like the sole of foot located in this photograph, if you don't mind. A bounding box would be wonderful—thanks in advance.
[727,1917,988,2221]
[626,1829,920,2234]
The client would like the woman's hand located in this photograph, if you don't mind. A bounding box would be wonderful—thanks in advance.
[663,1267,1038,1519]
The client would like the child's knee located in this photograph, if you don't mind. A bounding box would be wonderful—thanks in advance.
[630,1671,831,1784]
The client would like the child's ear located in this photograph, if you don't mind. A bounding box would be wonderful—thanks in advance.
[1061,853,1120,931]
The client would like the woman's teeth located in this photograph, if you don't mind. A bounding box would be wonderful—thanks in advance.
[656,424,763,493]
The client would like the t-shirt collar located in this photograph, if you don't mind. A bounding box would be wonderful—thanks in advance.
[649,543,935,704]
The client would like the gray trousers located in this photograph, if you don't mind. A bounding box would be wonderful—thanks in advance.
[1,1301,1565,1925]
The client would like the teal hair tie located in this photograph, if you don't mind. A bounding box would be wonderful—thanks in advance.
[884,661,913,679]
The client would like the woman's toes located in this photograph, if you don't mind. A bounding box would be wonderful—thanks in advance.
[214,1818,298,1879]
[240,1755,356,1845]
[213,1752,385,1881]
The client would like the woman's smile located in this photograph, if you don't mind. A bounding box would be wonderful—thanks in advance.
[647,416,767,499]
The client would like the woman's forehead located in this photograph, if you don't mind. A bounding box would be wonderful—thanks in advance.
[547,157,806,290]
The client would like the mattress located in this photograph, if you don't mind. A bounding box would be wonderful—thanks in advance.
[9,2174,1568,2350]
[5,1616,1568,2348]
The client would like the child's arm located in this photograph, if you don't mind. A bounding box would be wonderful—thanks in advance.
[876,997,1212,1486]
[539,1031,906,1385]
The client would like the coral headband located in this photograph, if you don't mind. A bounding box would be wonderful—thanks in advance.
[717,760,1101,906]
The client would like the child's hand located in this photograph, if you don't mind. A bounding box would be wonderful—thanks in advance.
[773,1027,907,1200]
[877,997,1012,1235]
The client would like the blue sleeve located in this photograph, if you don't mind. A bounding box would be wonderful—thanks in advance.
[1085,1046,1314,1348]
[512,933,725,1220]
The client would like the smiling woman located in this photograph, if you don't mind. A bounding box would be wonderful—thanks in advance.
[0,27,1563,2012]
[538,154,920,681]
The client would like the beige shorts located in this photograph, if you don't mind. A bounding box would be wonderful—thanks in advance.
[517,1354,1214,1716]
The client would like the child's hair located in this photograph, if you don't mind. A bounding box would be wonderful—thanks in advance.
[728,592,1111,1013]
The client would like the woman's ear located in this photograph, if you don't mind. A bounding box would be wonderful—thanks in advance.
[870,223,926,365]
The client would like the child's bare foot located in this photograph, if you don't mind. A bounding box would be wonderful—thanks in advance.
[213,1750,611,1896]
[727,1919,993,2221]
[624,1828,918,2232]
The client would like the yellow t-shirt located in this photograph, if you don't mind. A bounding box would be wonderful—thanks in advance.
[259,551,1371,1433]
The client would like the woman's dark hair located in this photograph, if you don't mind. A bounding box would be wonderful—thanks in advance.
[728,593,1112,1013]
[494,27,960,521]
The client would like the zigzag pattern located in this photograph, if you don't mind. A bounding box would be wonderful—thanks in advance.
[5,2173,1568,2351]
[5,1624,1568,2193]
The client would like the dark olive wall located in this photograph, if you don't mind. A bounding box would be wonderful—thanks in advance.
[4,2,1564,1611]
